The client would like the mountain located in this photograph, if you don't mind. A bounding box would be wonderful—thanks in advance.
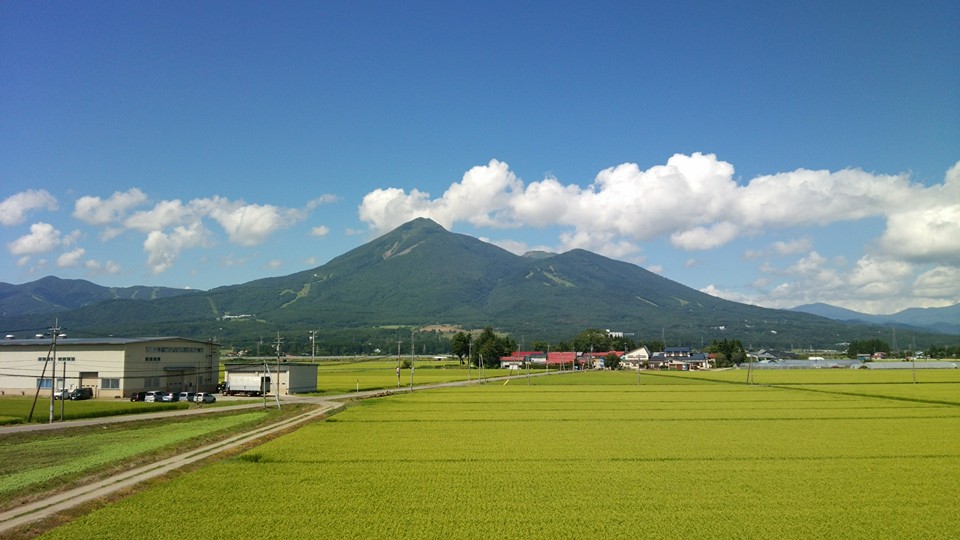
[791,302,960,335]
[2,218,954,351]
[0,276,199,317]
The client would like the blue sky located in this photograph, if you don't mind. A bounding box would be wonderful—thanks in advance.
[2,1,958,314]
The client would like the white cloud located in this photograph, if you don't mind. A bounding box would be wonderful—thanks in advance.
[0,189,58,226]
[73,188,147,225]
[875,161,960,267]
[310,225,330,237]
[912,267,960,300]
[195,197,307,246]
[7,222,63,255]
[85,259,120,275]
[773,237,813,256]
[143,222,211,274]
[125,199,196,232]
[266,259,283,269]
[307,194,339,209]
[358,155,959,260]
[57,248,86,267]
[358,160,522,233]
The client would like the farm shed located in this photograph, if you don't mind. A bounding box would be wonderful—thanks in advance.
[224,362,318,395]
[0,336,218,399]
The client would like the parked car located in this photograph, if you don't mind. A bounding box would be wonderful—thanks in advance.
[129,391,147,402]
[53,388,70,400]
[68,388,93,400]
[177,392,196,403]
[160,392,179,402]
[195,392,216,403]
[144,390,165,402]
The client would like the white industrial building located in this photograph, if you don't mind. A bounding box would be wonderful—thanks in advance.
[223,363,318,395]
[0,336,218,399]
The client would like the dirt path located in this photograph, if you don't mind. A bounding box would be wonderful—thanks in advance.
[0,401,342,536]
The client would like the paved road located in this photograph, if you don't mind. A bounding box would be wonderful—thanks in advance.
[0,370,566,535]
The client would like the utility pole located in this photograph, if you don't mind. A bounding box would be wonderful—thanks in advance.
[274,332,283,404]
[49,319,61,424]
[397,338,402,388]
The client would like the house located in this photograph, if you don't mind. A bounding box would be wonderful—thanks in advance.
[546,352,578,369]
[0,336,218,399]
[621,347,650,370]
[581,351,624,369]
[499,351,542,370]
[667,353,712,371]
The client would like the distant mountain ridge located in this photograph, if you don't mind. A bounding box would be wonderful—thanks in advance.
[0,276,198,317]
[1,219,956,349]
[790,302,960,335]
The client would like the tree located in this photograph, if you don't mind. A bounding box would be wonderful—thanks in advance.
[573,329,612,353]
[451,332,471,365]
[847,339,890,359]
[604,353,621,370]
[706,338,745,368]
[472,327,516,369]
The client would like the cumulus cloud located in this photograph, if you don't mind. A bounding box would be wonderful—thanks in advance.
[7,222,63,255]
[307,194,339,209]
[200,197,307,246]
[358,160,522,233]
[85,259,120,275]
[0,189,58,226]
[876,164,960,265]
[310,225,330,237]
[57,248,86,267]
[912,267,960,300]
[66,191,320,274]
[358,154,958,259]
[73,188,147,225]
[143,222,211,274]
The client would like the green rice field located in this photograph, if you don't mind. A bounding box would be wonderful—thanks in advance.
[40,370,960,539]
[0,411,268,503]
[313,358,491,395]
[0,397,190,425]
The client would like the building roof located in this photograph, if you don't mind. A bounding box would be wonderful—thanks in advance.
[0,336,212,347]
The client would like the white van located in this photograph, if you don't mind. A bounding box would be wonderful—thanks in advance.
[144,390,165,402]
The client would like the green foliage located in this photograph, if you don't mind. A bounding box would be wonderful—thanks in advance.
[706,338,745,367]
[472,327,516,368]
[451,331,471,364]
[846,338,891,358]
[572,328,612,352]
[603,352,621,369]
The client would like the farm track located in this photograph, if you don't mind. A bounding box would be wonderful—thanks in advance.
[0,400,343,536]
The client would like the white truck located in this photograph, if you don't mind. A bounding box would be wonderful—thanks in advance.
[223,373,270,396]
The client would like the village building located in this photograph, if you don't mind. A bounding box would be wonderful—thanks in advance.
[620,347,650,370]
[0,336,218,399]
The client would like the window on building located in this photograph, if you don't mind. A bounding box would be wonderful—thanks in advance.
[102,378,120,389]
[37,378,53,389]
[145,356,161,362]
[144,377,160,388]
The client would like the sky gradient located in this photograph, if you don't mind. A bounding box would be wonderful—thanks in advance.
[2,1,958,314]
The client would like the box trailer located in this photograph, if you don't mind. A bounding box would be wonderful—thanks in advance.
[224,373,270,396]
